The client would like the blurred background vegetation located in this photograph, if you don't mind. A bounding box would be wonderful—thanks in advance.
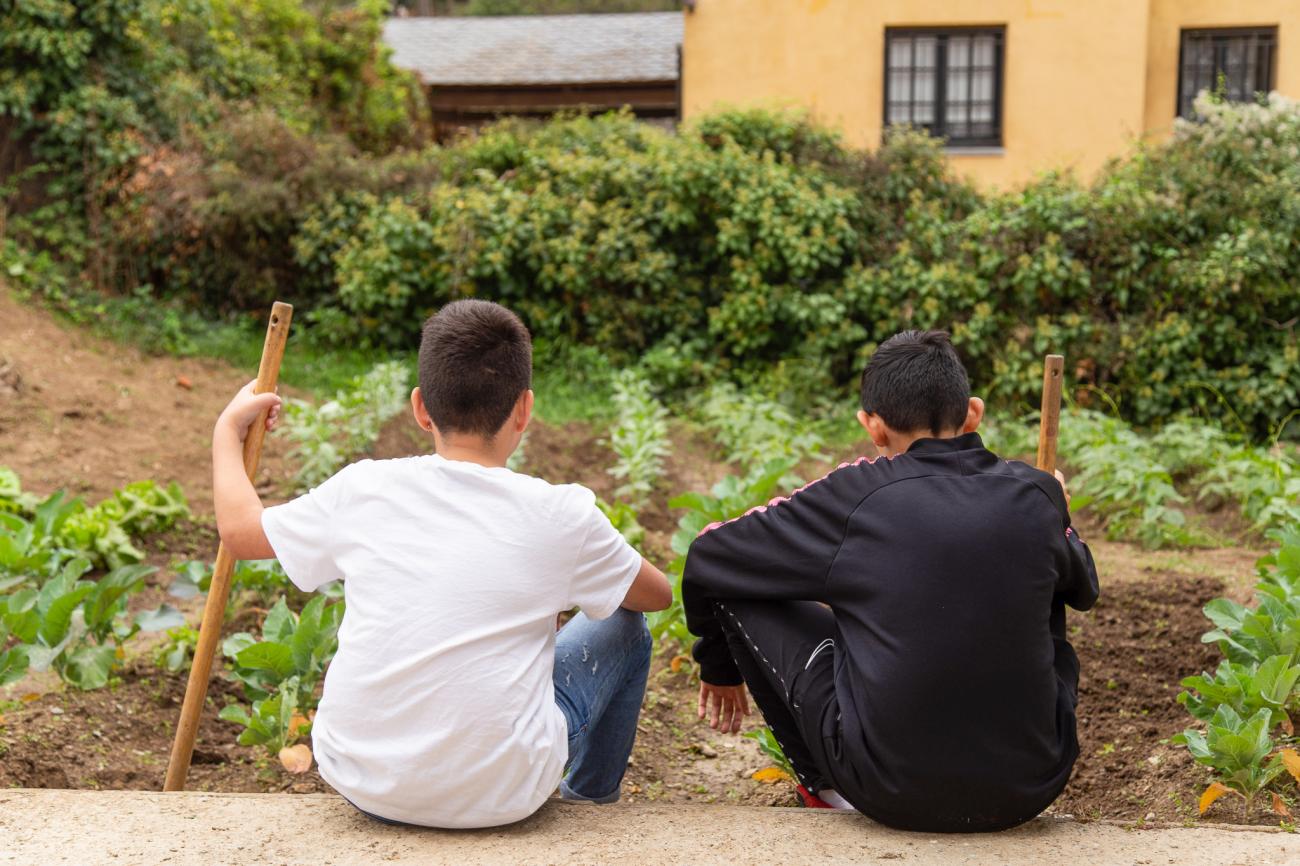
[1,0,1297,440]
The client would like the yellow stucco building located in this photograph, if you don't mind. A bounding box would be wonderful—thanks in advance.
[681,0,1300,187]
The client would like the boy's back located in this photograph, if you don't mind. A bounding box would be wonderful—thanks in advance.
[210,299,668,829]
[682,330,1098,832]
[264,453,642,828]
[685,435,1097,830]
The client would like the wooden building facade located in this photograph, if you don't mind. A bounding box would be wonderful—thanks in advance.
[383,12,683,139]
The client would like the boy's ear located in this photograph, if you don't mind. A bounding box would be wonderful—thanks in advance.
[411,387,435,433]
[513,389,534,432]
[962,397,985,434]
[857,410,890,449]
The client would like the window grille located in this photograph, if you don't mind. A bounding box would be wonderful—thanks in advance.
[885,28,1004,147]
[1178,27,1277,118]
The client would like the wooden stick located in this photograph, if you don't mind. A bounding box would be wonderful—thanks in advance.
[1036,354,1065,475]
[164,302,293,792]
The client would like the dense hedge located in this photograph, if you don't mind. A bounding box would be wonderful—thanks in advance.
[3,1,1298,436]
[146,103,1295,435]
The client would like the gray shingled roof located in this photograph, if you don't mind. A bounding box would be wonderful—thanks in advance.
[382,12,683,86]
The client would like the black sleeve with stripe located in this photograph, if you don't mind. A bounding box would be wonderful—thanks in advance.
[681,464,873,685]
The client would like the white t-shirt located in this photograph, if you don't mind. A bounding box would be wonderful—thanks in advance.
[261,454,642,828]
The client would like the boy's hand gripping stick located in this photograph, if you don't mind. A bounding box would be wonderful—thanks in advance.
[164,302,293,792]
[1036,354,1065,476]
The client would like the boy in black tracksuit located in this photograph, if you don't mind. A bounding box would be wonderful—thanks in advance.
[682,330,1099,832]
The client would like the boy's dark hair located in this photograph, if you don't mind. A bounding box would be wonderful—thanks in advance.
[859,330,970,434]
[419,300,532,438]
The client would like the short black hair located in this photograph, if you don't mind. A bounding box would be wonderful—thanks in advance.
[859,330,970,434]
[419,300,532,439]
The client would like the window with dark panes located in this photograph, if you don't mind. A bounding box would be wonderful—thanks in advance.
[885,28,1004,147]
[1178,27,1276,118]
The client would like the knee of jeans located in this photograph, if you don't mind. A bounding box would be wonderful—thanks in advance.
[612,608,652,664]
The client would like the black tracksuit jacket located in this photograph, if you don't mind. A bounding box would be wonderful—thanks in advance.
[682,433,1100,832]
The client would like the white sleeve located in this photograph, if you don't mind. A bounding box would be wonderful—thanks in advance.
[567,503,643,620]
[261,464,356,593]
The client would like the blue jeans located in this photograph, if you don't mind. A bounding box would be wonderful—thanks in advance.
[553,608,653,804]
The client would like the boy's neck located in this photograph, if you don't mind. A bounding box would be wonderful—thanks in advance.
[878,427,964,458]
[435,434,515,469]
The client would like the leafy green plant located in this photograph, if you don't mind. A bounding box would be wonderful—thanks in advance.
[0,512,59,586]
[154,625,200,674]
[1174,705,1289,816]
[169,558,293,602]
[1177,526,1300,814]
[219,681,311,755]
[58,481,190,568]
[1199,530,1300,669]
[3,562,182,689]
[0,604,32,686]
[219,596,343,755]
[605,371,671,507]
[648,458,800,646]
[1059,410,1199,548]
[0,470,189,572]
[281,361,411,490]
[1152,419,1300,534]
[697,384,825,468]
[744,726,797,781]
[1179,655,1300,733]
[597,499,646,549]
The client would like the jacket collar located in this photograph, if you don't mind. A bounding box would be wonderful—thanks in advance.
[905,432,986,455]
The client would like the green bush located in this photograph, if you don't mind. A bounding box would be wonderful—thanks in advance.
[290,104,1297,437]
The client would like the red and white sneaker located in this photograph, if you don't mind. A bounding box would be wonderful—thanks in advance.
[796,785,835,809]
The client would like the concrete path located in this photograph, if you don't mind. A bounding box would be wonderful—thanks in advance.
[1,789,1297,866]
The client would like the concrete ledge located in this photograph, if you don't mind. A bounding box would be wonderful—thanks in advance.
[1,789,1297,866]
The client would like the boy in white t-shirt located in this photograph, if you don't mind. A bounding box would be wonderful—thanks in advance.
[210,299,671,828]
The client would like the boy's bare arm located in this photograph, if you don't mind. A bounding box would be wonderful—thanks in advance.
[213,381,281,560]
[619,557,672,612]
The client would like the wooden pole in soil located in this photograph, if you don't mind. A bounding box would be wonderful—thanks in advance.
[164,301,293,792]
[1036,354,1065,475]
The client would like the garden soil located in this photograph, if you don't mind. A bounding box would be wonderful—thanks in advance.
[0,286,1282,825]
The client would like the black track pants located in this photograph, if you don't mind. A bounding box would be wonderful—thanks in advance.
[716,599,845,795]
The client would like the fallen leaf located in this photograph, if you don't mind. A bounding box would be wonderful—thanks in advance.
[1199,781,1233,815]
[20,693,40,704]
[176,375,193,390]
[669,655,689,673]
[1280,749,1300,785]
[279,744,313,774]
[751,766,792,784]
[1272,792,1291,818]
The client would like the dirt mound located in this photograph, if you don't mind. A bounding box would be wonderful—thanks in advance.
[0,287,292,513]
